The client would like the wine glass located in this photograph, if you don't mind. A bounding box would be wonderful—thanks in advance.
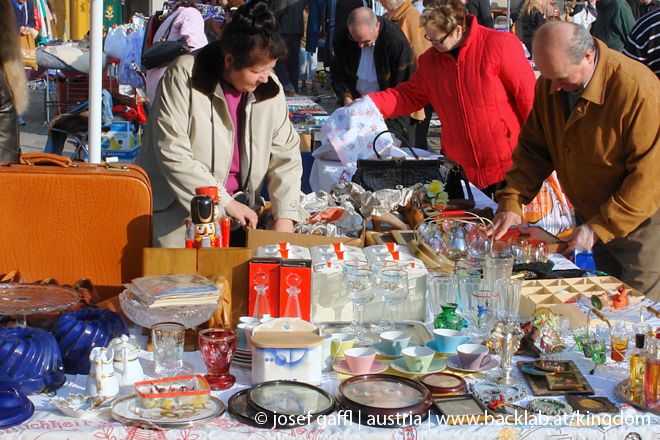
[344,269,376,345]
[371,261,400,334]
[341,261,369,334]
[380,269,409,332]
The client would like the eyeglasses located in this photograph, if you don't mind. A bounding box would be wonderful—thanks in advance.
[424,28,455,45]
[349,33,375,45]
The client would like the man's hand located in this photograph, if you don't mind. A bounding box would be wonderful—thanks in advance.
[273,218,294,233]
[489,211,523,240]
[560,224,598,257]
[224,200,258,229]
[343,97,354,106]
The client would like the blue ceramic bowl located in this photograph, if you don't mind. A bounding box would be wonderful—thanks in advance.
[0,388,35,429]
[52,308,128,374]
[0,328,65,394]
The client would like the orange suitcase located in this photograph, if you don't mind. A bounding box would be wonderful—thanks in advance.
[0,153,153,301]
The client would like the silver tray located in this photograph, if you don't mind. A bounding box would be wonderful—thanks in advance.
[316,321,433,347]
[614,379,660,416]
[111,394,225,429]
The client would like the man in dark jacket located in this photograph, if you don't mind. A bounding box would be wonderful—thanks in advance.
[466,0,493,27]
[624,7,660,77]
[271,0,305,92]
[591,0,635,51]
[331,7,416,141]
[627,0,660,20]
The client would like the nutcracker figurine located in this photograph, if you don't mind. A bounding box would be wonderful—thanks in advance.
[185,195,221,248]
[195,186,221,221]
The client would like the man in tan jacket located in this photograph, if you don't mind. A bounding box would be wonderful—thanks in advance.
[492,22,660,301]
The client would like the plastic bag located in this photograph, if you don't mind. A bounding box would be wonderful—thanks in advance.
[117,28,145,90]
[522,171,574,238]
[104,25,127,60]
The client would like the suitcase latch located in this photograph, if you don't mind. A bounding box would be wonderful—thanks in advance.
[105,163,130,172]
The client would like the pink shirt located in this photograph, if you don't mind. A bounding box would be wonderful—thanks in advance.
[221,81,244,196]
[145,7,208,101]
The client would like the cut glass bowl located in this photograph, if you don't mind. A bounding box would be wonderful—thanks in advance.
[119,290,220,329]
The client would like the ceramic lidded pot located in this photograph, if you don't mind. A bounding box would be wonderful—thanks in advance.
[434,303,463,331]
[107,334,143,387]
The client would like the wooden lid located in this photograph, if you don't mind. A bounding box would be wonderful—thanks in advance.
[420,372,467,395]
[251,332,323,348]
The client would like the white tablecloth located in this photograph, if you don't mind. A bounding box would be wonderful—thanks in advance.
[11,310,660,440]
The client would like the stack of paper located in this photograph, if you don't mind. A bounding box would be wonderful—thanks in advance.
[125,274,220,308]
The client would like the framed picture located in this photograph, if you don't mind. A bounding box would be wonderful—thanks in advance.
[489,403,535,423]
[565,396,618,414]
[517,360,594,396]
[546,373,582,390]
[432,395,489,424]
[392,230,415,245]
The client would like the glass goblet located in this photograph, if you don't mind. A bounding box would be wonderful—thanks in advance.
[341,261,369,334]
[380,269,409,332]
[345,269,376,345]
[371,261,400,334]
[198,328,237,390]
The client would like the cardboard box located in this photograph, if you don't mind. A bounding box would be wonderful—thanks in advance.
[246,228,363,250]
[279,260,312,321]
[248,257,281,319]
[299,133,312,152]
[101,120,141,164]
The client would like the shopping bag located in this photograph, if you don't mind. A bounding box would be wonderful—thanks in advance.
[104,25,127,60]
[522,171,574,238]
[19,34,37,69]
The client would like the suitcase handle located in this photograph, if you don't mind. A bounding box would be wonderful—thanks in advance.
[20,153,74,167]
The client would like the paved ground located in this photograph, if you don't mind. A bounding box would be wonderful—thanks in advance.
[19,79,441,159]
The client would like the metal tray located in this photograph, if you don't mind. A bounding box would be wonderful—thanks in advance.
[111,394,225,429]
[614,379,660,416]
[317,321,433,348]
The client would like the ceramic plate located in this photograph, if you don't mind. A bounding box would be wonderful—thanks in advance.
[332,360,388,375]
[425,340,459,355]
[372,342,419,359]
[232,359,252,368]
[470,381,527,403]
[49,394,113,419]
[390,358,446,375]
[111,394,225,429]
[445,355,499,373]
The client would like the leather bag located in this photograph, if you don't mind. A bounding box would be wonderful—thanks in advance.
[141,11,189,70]
[351,130,474,205]
[0,153,153,302]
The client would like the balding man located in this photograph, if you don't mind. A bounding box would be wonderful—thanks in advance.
[492,21,660,301]
[330,7,416,142]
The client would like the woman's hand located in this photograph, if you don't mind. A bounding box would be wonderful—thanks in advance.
[224,200,258,229]
[273,218,294,233]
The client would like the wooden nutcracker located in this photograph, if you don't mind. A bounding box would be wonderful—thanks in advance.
[185,195,221,248]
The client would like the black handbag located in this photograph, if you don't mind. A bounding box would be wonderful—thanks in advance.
[351,130,474,205]
[141,11,190,70]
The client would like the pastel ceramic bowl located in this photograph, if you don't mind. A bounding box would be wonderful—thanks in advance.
[52,308,128,375]
[0,327,65,394]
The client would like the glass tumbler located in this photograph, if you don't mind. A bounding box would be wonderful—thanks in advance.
[470,289,499,339]
[198,328,238,390]
[152,322,185,378]
[528,241,549,263]
[494,278,523,319]
[483,253,514,292]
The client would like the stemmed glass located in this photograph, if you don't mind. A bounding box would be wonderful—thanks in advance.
[380,269,409,332]
[371,261,400,334]
[344,269,376,345]
[470,289,499,341]
[341,261,369,334]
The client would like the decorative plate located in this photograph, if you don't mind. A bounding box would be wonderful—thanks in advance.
[246,381,334,418]
[111,394,225,429]
[470,380,527,403]
[527,398,573,416]
[390,358,446,375]
[50,393,113,419]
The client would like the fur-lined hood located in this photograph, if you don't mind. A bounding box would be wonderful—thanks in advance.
[190,41,280,102]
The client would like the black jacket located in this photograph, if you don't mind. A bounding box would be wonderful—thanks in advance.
[467,0,494,28]
[627,0,660,20]
[521,9,545,46]
[330,16,415,101]
[12,0,36,32]
[0,70,20,163]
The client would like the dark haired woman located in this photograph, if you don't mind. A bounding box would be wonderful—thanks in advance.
[137,0,303,248]
[145,0,208,101]
[0,0,29,162]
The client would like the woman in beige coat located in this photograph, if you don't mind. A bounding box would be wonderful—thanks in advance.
[137,0,303,247]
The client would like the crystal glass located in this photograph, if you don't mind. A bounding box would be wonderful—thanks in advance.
[151,322,185,378]
[456,277,484,318]
[381,269,409,331]
[528,242,549,263]
[198,328,237,390]
[466,227,491,261]
[494,278,523,319]
[342,261,370,334]
[371,261,400,334]
[571,325,591,353]
[120,289,220,329]
[470,290,499,339]
[611,321,629,362]
[583,336,607,373]
[483,253,514,292]
[0,284,81,328]
[345,269,376,345]
[506,238,528,264]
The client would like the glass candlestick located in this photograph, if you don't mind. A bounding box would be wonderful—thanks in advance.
[252,272,271,319]
[490,319,524,385]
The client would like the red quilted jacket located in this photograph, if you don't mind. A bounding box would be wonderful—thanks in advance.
[369,15,536,189]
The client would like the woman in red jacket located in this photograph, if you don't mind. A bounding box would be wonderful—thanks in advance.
[368,0,536,197]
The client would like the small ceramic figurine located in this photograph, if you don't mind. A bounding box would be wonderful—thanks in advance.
[539,324,552,357]
[185,195,221,248]
[611,287,630,309]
